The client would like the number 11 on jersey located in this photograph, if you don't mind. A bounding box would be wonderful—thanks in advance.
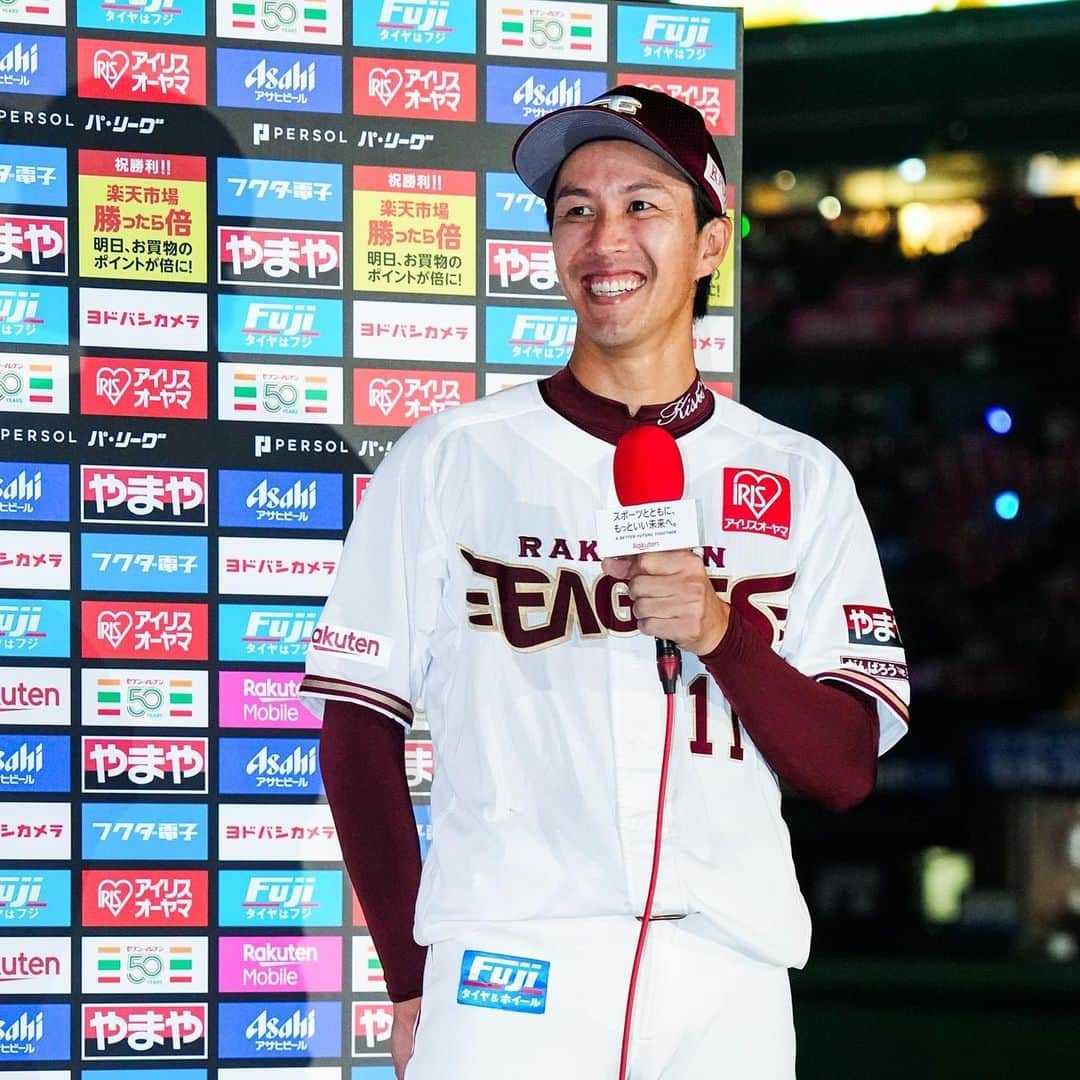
[687,674,744,760]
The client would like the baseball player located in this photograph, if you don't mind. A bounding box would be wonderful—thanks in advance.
[302,86,909,1079]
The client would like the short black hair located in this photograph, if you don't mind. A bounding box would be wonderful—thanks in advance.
[544,178,722,321]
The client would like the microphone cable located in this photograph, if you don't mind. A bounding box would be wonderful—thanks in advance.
[618,648,680,1080]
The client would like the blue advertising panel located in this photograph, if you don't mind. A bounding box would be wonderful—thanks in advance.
[485,65,606,125]
[485,306,576,367]
[218,1000,341,1058]
[217,49,342,113]
[0,734,69,792]
[616,4,737,69]
[76,0,207,36]
[0,145,68,208]
[218,869,344,927]
[0,462,69,522]
[217,158,344,222]
[219,603,320,663]
[0,598,70,658]
[485,172,548,233]
[0,869,71,927]
[354,0,476,54]
[81,533,209,594]
[218,470,343,531]
[82,802,209,861]
[0,34,66,96]
[218,736,324,796]
[218,295,344,358]
[0,285,68,346]
[0,1003,69,1060]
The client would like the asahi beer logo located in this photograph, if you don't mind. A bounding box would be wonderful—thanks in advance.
[82,936,208,994]
[0,354,68,414]
[616,5,737,69]
[0,1003,70,1061]
[355,0,477,55]
[217,869,343,927]
[218,363,345,425]
[0,529,69,590]
[218,470,343,532]
[81,669,209,728]
[0,937,70,994]
[81,736,209,795]
[81,869,209,928]
[80,466,208,527]
[721,467,792,540]
[354,56,475,121]
[218,736,323,796]
[485,65,604,125]
[80,357,208,420]
[218,1001,340,1058]
[0,734,69,792]
[0,215,67,275]
[218,803,339,861]
[81,1002,207,1060]
[217,0,344,45]
[217,47,342,113]
[0,802,70,860]
[0,462,68,522]
[0,668,69,726]
[219,536,341,597]
[0,870,71,927]
[353,300,476,365]
[218,672,321,730]
[486,2,607,62]
[0,33,66,95]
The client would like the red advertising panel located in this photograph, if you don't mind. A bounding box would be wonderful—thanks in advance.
[81,601,209,662]
[353,369,476,427]
[353,57,477,121]
[77,39,207,106]
[80,357,209,419]
[82,869,209,928]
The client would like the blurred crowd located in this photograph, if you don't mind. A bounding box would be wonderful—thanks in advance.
[741,196,1080,723]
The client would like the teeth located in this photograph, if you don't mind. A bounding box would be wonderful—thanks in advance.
[589,277,643,296]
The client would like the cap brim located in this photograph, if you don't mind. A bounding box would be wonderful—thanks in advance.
[512,108,698,205]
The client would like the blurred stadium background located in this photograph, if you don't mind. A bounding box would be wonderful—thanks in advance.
[730,1,1080,1074]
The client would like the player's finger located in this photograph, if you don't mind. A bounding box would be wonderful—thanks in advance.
[634,549,695,576]
[627,575,681,601]
[601,556,633,580]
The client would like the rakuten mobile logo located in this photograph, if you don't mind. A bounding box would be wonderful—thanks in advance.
[309,623,391,667]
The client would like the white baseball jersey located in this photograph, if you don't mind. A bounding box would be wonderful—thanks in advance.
[301,378,909,968]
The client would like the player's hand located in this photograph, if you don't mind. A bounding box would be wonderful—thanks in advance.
[602,550,730,655]
[391,995,421,1079]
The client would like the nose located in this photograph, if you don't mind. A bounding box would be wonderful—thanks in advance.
[585,207,630,255]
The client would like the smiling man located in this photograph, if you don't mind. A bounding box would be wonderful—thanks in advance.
[303,87,909,1079]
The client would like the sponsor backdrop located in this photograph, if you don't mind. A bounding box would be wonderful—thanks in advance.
[0,0,741,1070]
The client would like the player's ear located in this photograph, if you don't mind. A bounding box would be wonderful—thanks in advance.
[696,215,732,278]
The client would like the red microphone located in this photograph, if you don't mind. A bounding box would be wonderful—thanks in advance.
[613,425,685,693]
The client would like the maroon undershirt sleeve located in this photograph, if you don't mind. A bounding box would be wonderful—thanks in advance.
[319,698,426,1002]
[698,605,880,812]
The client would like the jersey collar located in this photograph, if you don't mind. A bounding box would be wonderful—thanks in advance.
[538,365,715,446]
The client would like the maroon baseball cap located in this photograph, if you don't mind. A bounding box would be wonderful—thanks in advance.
[512,85,727,216]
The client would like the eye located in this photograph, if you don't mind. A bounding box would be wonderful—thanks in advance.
[562,203,593,218]
[628,199,654,212]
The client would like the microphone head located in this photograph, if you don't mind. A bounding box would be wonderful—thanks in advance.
[613,424,684,505]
